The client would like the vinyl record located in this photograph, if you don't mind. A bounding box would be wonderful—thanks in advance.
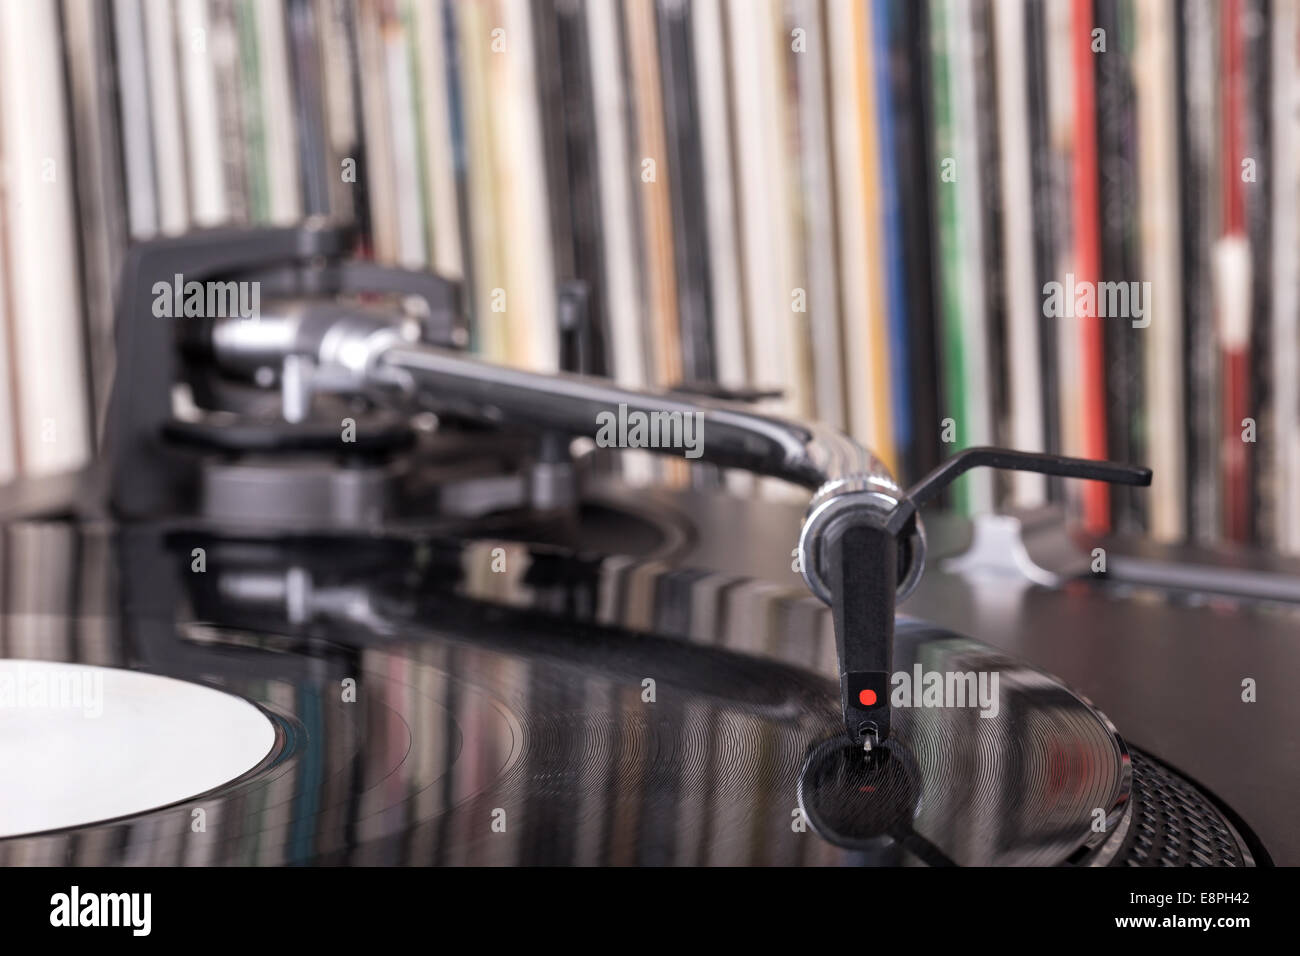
[0,523,1257,866]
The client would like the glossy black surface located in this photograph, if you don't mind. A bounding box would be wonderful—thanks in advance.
[908,519,1299,866]
[0,515,1130,866]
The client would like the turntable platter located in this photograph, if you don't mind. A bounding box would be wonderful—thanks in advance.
[0,523,1258,866]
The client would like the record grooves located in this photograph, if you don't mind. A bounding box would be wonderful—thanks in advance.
[0,520,1267,868]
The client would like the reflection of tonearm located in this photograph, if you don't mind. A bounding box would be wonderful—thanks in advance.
[130,529,827,722]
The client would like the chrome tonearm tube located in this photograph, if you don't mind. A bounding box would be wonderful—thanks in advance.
[204,302,1151,744]
[204,301,922,600]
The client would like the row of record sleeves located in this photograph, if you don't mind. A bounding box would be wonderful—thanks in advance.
[0,0,1296,553]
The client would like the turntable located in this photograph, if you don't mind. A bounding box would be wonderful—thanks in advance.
[0,224,1284,868]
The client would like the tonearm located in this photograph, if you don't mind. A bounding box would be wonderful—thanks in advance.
[106,222,1153,744]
